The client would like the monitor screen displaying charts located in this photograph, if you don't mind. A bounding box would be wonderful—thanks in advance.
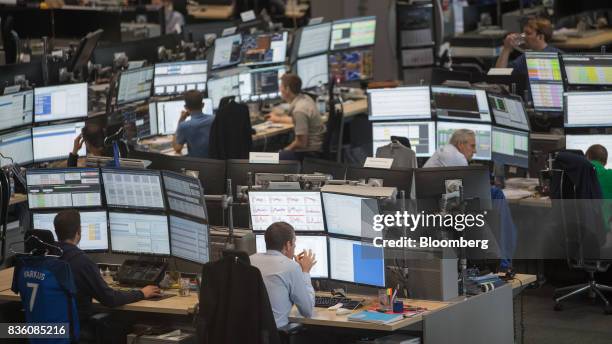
[0,90,33,131]
[431,86,491,122]
[109,211,170,255]
[255,234,329,278]
[249,191,325,232]
[322,192,379,238]
[372,121,436,157]
[241,31,288,66]
[102,169,165,210]
[32,121,86,163]
[329,237,385,287]
[564,92,612,128]
[368,86,431,121]
[169,215,209,265]
[32,211,109,251]
[163,171,207,221]
[297,23,332,58]
[487,93,530,131]
[296,54,329,89]
[212,34,243,70]
[491,126,529,169]
[562,54,612,85]
[27,168,102,209]
[0,128,33,167]
[330,16,376,51]
[525,52,564,112]
[34,83,87,123]
[154,60,207,95]
[116,66,154,105]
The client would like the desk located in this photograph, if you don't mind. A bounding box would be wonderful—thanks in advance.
[187,4,234,20]
[9,193,27,206]
[554,30,612,50]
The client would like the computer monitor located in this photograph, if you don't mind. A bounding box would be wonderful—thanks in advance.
[328,236,385,287]
[330,16,377,51]
[240,31,288,66]
[296,54,329,90]
[70,29,103,73]
[116,66,154,105]
[154,155,227,195]
[101,168,165,210]
[525,52,564,112]
[372,121,436,158]
[154,100,184,135]
[238,65,286,102]
[296,23,332,58]
[368,86,431,121]
[0,128,33,167]
[211,34,243,70]
[487,93,530,131]
[207,74,240,110]
[169,215,209,265]
[564,91,612,127]
[32,121,86,162]
[562,54,612,86]
[436,121,492,160]
[431,86,491,122]
[26,168,102,209]
[345,167,414,195]
[566,134,612,169]
[32,210,108,251]
[34,83,87,123]
[329,49,373,83]
[249,191,325,232]
[414,165,492,211]
[109,211,170,255]
[226,159,301,197]
[163,171,207,221]
[256,234,329,278]
[492,126,529,169]
[154,60,208,95]
[322,192,379,238]
[0,90,33,131]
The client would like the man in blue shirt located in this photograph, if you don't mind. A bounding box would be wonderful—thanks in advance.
[173,90,214,158]
[495,17,561,74]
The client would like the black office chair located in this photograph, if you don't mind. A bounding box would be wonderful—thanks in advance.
[320,97,344,163]
[1,16,19,64]
[547,151,612,314]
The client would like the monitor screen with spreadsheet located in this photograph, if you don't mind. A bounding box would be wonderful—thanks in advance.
[207,74,240,110]
[525,52,564,112]
[297,23,331,58]
[32,211,109,251]
[154,60,207,95]
[26,168,102,209]
[170,215,209,265]
[212,34,243,70]
[32,121,86,162]
[249,191,325,232]
[329,236,385,287]
[487,93,530,131]
[431,86,491,123]
[372,121,436,157]
[102,168,165,210]
[109,211,170,255]
[437,121,492,160]
[116,66,154,105]
[564,92,612,127]
[566,134,612,169]
[0,90,33,131]
[238,65,285,102]
[330,16,376,51]
[322,192,379,239]
[0,128,33,167]
[296,54,329,89]
[492,126,529,168]
[34,83,87,123]
[562,54,612,86]
[240,31,288,66]
[256,234,329,278]
[368,86,431,121]
[163,171,207,221]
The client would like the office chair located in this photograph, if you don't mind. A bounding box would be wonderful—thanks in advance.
[547,151,612,314]
[320,96,344,163]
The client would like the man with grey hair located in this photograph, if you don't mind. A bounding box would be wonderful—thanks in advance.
[424,129,476,167]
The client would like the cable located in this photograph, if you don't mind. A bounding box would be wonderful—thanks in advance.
[0,153,14,165]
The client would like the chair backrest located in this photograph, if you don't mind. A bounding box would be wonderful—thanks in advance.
[12,255,80,343]
[24,230,58,255]
[321,101,343,162]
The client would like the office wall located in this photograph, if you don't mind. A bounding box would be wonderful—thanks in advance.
[310,0,399,82]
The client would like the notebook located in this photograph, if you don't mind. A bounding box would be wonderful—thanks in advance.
[347,311,404,324]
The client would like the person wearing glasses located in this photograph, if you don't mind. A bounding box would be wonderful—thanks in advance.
[173,90,214,158]
[495,17,561,74]
[424,129,476,167]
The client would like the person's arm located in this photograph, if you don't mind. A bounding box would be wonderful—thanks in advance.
[172,110,190,153]
[265,109,292,124]
[68,134,84,167]
[290,250,316,318]
[495,33,518,68]
[80,256,160,307]
[284,110,309,151]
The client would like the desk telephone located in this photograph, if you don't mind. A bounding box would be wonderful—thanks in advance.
[115,260,168,287]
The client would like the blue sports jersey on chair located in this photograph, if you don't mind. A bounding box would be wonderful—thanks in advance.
[12,255,80,344]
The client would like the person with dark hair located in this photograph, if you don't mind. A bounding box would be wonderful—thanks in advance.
[265,73,325,160]
[69,120,107,167]
[55,209,161,327]
[173,90,214,158]
[495,17,561,74]
[250,222,316,328]
[586,144,612,245]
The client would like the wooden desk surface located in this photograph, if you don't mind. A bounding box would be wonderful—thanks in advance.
[187,4,234,20]
[554,30,612,50]
[507,196,551,208]
[9,193,27,206]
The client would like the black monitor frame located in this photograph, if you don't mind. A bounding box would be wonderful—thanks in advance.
[162,170,209,222]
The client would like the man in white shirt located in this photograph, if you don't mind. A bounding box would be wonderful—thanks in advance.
[250,222,317,328]
[424,129,476,168]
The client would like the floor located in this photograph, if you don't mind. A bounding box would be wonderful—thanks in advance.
[522,284,612,344]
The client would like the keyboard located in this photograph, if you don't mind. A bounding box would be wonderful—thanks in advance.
[315,296,363,309]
